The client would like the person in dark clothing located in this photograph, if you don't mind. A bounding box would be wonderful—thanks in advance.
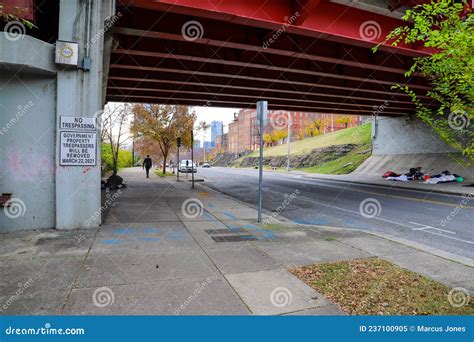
[143,155,152,178]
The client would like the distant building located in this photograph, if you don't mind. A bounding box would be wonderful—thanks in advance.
[203,141,213,150]
[193,139,201,149]
[215,133,228,151]
[226,109,365,153]
[210,121,223,148]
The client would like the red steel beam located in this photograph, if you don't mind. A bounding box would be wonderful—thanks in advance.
[107,86,416,113]
[110,49,429,91]
[292,0,321,25]
[118,0,430,55]
[107,77,422,107]
[108,63,430,99]
[113,12,417,75]
[106,94,408,116]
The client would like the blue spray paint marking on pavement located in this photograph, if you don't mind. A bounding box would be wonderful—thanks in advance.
[203,212,216,221]
[112,228,130,235]
[223,212,238,220]
[102,239,125,245]
[138,237,161,242]
[208,203,214,208]
[228,225,241,232]
[143,228,160,234]
[166,230,187,241]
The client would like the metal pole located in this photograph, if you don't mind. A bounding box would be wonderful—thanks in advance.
[177,138,180,182]
[191,130,195,188]
[287,112,291,171]
[131,140,135,167]
[257,101,267,223]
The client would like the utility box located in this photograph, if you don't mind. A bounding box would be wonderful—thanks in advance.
[55,40,79,66]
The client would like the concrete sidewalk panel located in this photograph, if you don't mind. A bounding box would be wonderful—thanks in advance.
[76,249,218,287]
[64,275,250,315]
[257,241,370,267]
[0,229,96,259]
[384,250,474,286]
[0,288,69,315]
[338,235,421,257]
[205,246,280,274]
[106,207,180,223]
[225,269,331,315]
[0,256,84,295]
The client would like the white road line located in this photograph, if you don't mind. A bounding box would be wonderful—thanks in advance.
[409,221,456,234]
[275,191,474,246]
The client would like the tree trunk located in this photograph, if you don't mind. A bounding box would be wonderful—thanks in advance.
[162,156,167,174]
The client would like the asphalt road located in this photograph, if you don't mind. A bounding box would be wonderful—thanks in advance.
[197,167,474,260]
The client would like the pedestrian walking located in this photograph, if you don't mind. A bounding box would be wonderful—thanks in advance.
[143,155,152,178]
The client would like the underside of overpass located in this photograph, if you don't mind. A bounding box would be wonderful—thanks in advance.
[107,0,436,116]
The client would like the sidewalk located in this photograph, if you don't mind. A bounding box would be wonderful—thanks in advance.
[0,167,472,315]
[282,171,474,197]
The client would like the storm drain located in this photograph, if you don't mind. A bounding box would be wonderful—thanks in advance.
[205,228,245,234]
[211,235,257,242]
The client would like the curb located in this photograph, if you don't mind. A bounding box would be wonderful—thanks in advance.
[290,172,473,197]
[196,177,473,268]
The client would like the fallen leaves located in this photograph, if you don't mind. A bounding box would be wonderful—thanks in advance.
[290,257,474,315]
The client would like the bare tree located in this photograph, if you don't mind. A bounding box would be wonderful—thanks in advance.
[101,103,131,173]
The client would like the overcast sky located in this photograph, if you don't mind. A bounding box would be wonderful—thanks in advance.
[191,106,239,143]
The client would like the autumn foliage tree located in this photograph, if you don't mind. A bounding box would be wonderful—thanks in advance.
[130,104,197,174]
[374,0,473,160]
[336,116,352,129]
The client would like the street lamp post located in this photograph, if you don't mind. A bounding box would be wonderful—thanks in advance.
[287,113,291,172]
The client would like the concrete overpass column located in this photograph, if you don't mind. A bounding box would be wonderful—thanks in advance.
[371,116,457,155]
[55,0,115,229]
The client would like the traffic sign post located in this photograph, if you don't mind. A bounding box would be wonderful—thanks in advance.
[256,101,267,223]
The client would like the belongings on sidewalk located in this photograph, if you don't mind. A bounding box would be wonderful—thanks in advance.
[382,167,465,185]
[382,171,400,178]
[423,170,463,184]
[102,171,127,190]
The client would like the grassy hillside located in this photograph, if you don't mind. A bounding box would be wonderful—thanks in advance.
[246,124,370,157]
[235,124,372,174]
[246,123,371,158]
